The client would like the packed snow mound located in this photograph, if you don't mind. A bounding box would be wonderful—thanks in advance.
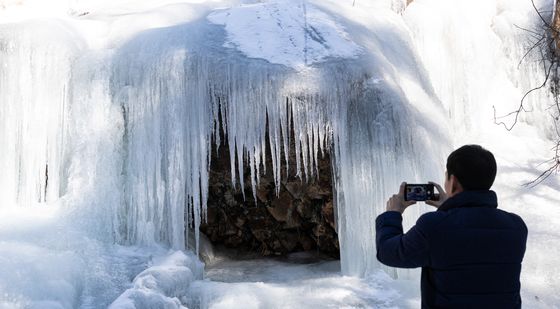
[109,251,204,309]
[207,0,363,69]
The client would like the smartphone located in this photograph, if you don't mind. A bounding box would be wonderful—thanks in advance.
[404,183,436,201]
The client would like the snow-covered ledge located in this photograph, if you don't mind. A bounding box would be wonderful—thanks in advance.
[207,1,363,69]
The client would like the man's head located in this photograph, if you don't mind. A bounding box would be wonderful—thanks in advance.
[444,145,497,196]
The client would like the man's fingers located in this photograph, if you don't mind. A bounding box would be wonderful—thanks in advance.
[429,181,445,194]
[399,182,407,196]
[386,185,416,213]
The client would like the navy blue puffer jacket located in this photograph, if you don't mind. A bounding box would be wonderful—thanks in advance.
[376,190,527,309]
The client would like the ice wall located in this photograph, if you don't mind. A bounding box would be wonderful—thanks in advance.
[110,21,349,252]
[110,3,448,277]
[0,21,81,208]
[64,49,125,242]
[112,25,213,251]
[310,1,450,275]
[0,0,448,279]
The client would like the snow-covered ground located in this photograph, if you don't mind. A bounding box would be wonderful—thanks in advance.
[0,0,559,308]
[186,254,416,309]
[0,205,183,308]
[494,131,560,309]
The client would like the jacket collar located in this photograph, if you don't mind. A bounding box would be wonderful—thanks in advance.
[438,190,498,211]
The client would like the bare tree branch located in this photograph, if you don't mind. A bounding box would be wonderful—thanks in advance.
[494,0,560,185]
[493,59,553,130]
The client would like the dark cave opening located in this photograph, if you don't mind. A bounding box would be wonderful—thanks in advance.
[200,112,339,259]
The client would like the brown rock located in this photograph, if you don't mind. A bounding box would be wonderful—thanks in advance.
[224,191,236,206]
[224,221,238,236]
[278,231,299,252]
[299,235,315,251]
[204,206,218,225]
[271,239,283,253]
[233,216,246,228]
[322,200,336,230]
[267,191,292,222]
[313,224,328,238]
[306,184,329,199]
[251,228,272,242]
[317,232,339,253]
[284,181,305,199]
[283,211,302,229]
[210,229,219,242]
[256,186,269,202]
[225,235,243,247]
[295,200,314,219]
[308,202,323,224]
[260,244,272,256]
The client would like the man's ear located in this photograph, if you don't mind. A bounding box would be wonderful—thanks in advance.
[451,175,464,194]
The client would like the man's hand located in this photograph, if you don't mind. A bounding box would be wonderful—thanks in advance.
[426,181,447,208]
[386,182,416,214]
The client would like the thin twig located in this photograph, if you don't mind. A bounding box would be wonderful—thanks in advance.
[518,36,545,68]
[494,60,555,130]
[514,23,544,36]
[523,162,559,187]
[496,0,560,185]
[532,0,558,33]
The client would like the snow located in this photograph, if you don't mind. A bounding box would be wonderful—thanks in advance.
[185,254,413,308]
[109,251,203,309]
[0,0,559,308]
[0,205,181,308]
[207,1,363,69]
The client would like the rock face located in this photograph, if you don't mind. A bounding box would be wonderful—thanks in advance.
[200,128,339,258]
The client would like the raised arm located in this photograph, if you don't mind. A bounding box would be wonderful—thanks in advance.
[375,211,430,268]
[375,182,431,268]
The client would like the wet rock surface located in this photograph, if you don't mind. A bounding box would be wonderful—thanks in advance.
[200,129,339,258]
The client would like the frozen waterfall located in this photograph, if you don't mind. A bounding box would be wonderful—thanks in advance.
[0,0,445,276]
[0,21,80,208]
[0,0,559,307]
[110,9,445,274]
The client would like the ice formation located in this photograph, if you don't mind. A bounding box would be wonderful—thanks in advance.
[0,0,443,282]
[0,21,81,208]
[109,251,203,308]
[0,0,559,307]
[110,0,445,275]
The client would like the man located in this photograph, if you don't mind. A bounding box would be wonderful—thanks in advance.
[376,145,527,308]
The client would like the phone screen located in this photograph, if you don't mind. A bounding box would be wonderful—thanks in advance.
[404,184,435,201]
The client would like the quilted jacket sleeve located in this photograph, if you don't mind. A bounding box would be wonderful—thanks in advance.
[375,211,432,268]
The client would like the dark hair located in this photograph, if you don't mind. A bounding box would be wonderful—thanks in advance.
[446,145,497,190]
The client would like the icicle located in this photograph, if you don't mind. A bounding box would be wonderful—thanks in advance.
[107,11,448,277]
[0,21,80,208]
